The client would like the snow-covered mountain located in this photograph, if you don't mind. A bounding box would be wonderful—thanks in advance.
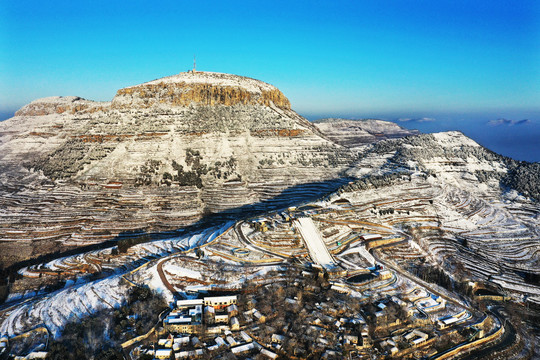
[1,72,339,185]
[0,71,538,271]
[0,72,355,267]
[0,73,539,356]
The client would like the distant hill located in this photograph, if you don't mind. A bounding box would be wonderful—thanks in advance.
[313,118,419,147]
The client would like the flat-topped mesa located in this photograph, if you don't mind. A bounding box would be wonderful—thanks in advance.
[112,71,291,110]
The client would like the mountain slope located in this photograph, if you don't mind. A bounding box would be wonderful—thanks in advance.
[347,131,540,201]
[0,72,356,267]
[313,118,419,147]
[1,72,538,271]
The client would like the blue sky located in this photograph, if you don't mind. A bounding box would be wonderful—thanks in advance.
[1,0,539,119]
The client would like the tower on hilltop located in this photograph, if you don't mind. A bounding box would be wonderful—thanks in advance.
[186,55,197,73]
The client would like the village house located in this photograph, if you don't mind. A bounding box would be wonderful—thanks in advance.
[252,308,266,323]
[164,299,203,333]
[404,329,429,347]
[165,295,238,334]
[203,295,237,309]
[154,348,172,359]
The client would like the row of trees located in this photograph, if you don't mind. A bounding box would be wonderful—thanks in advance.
[408,262,474,298]
[115,234,152,254]
[340,171,411,193]
[135,159,162,186]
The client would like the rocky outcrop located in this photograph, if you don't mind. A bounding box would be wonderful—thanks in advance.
[112,72,290,110]
[15,96,109,116]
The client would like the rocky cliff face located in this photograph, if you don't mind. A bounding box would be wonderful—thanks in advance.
[113,72,291,109]
[0,72,355,267]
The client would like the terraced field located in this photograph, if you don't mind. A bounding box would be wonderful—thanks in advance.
[336,176,540,304]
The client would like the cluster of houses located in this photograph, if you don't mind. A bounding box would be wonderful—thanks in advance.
[378,329,431,356]
[149,287,377,359]
[254,294,374,358]
[164,295,240,334]
[147,329,279,360]
[134,208,482,360]
[144,294,280,359]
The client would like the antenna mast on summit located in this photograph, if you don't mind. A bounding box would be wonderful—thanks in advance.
[193,55,196,72]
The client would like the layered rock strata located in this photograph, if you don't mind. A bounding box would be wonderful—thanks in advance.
[0,72,355,267]
[314,118,419,147]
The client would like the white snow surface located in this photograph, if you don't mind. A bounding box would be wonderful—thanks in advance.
[1,222,233,339]
[431,131,480,147]
[340,245,376,266]
[295,217,336,269]
[0,276,127,338]
[123,71,279,94]
[163,265,203,280]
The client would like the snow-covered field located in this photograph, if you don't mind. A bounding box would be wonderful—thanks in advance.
[0,222,233,339]
[0,276,127,338]
[295,217,336,269]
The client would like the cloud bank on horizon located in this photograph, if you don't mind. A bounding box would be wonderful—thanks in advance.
[488,118,531,126]
[397,117,436,123]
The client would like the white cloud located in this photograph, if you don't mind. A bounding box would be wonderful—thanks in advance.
[487,118,530,126]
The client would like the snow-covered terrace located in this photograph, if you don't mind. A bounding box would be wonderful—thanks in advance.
[294,217,337,269]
